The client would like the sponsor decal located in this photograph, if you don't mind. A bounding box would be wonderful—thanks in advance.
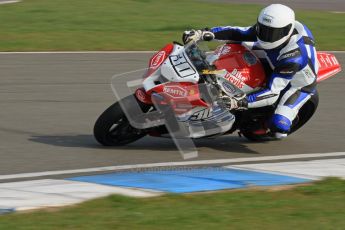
[222,81,237,94]
[224,73,244,88]
[325,56,332,66]
[230,69,247,81]
[215,45,231,56]
[279,69,294,75]
[223,69,247,88]
[303,68,315,79]
[189,108,212,121]
[262,14,273,24]
[163,85,188,98]
[331,56,339,65]
[169,53,196,78]
[135,88,151,104]
[220,46,231,55]
[201,69,224,75]
[263,18,272,23]
[150,51,166,69]
[280,49,300,60]
[256,94,278,101]
[279,120,289,126]
[320,56,326,66]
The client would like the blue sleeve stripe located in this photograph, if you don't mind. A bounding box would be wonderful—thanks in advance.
[302,24,316,68]
[303,24,314,40]
[211,26,252,36]
[280,58,304,69]
[211,27,231,33]
[309,46,316,70]
[297,39,309,68]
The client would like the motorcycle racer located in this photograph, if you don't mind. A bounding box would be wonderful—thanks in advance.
[182,4,318,138]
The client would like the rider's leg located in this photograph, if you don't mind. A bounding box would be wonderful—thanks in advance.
[271,87,313,138]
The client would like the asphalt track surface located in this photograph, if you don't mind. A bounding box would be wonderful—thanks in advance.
[0,51,344,178]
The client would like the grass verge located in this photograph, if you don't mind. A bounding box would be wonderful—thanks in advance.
[0,178,344,229]
[0,0,344,51]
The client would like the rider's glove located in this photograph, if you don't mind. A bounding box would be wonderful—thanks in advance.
[202,28,215,41]
[182,30,202,44]
[182,29,215,44]
[219,93,248,111]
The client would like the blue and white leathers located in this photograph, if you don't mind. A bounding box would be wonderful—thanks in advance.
[211,21,318,133]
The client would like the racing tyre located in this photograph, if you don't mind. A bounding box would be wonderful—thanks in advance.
[242,92,319,142]
[94,96,148,146]
[241,130,272,142]
[290,92,318,133]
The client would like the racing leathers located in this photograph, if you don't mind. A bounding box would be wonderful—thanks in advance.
[210,21,318,134]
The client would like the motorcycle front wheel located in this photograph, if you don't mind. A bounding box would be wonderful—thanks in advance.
[93,96,148,146]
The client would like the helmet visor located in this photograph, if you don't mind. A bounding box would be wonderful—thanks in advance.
[256,22,292,43]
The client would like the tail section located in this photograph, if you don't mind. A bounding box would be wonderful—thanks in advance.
[317,52,342,82]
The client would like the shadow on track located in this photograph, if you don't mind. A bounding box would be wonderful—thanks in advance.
[29,134,100,149]
[29,135,258,154]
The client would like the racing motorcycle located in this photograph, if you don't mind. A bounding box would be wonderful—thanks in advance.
[94,40,341,146]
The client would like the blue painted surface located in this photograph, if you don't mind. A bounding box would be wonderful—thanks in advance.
[0,208,15,215]
[69,168,309,193]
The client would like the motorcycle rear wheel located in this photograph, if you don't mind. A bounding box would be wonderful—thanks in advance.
[242,98,318,142]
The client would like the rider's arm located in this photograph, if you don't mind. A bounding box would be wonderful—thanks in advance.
[246,61,302,108]
[210,25,257,41]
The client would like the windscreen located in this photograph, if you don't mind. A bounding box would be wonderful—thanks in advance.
[184,42,210,72]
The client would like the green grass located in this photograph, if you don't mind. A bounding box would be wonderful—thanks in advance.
[0,178,344,229]
[0,0,344,51]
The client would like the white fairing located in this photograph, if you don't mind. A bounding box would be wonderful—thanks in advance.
[142,43,236,138]
[160,45,200,83]
[142,45,200,92]
[142,68,160,92]
[176,105,235,138]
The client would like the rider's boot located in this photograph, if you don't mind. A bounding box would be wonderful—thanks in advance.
[274,132,288,139]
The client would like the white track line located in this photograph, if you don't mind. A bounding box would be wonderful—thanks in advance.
[0,0,20,4]
[229,158,345,180]
[0,179,160,211]
[0,152,344,180]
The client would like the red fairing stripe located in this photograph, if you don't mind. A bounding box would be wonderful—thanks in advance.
[144,43,174,79]
[146,82,208,114]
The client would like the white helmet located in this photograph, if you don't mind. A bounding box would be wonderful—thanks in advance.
[256,4,295,49]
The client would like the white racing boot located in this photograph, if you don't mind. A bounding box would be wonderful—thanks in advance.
[275,132,288,139]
